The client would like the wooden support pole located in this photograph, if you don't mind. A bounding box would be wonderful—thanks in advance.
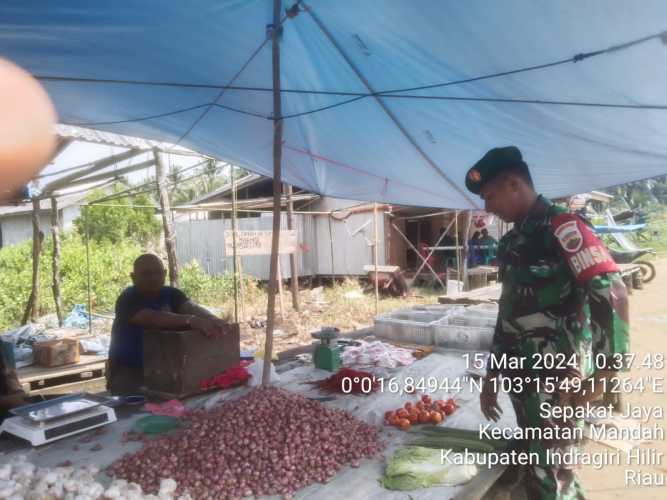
[84,206,94,336]
[277,259,285,322]
[455,211,461,292]
[262,0,283,385]
[23,199,44,324]
[463,211,473,291]
[328,216,335,275]
[373,202,379,315]
[153,148,179,287]
[50,197,63,326]
[285,183,300,311]
[231,166,239,323]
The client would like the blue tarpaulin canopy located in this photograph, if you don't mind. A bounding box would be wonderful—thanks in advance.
[1,1,667,209]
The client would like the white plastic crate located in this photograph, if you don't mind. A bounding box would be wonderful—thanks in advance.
[374,309,443,345]
[434,322,494,351]
[448,314,496,328]
[465,303,499,319]
[412,304,465,317]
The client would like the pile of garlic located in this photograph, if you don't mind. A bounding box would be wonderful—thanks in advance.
[0,456,191,500]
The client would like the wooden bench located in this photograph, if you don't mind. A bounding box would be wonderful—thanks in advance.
[17,354,107,396]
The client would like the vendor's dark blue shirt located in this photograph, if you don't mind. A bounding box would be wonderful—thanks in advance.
[109,286,188,367]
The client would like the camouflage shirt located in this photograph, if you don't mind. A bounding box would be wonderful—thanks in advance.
[491,195,630,380]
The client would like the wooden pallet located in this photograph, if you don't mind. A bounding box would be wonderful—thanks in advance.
[17,354,107,396]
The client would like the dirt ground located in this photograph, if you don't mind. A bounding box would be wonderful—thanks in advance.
[578,257,667,499]
[234,279,443,355]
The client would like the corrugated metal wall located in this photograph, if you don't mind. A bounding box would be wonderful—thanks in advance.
[175,214,316,280]
[175,199,387,280]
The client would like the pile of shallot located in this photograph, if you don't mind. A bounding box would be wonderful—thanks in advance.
[0,455,188,499]
[108,386,384,499]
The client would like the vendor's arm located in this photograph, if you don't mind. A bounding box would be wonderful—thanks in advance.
[0,352,27,411]
[126,288,227,337]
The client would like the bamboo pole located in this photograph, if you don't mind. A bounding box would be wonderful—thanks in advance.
[154,149,179,286]
[463,211,473,291]
[262,0,283,385]
[231,166,239,323]
[277,259,285,322]
[50,197,63,326]
[84,206,93,336]
[285,183,300,311]
[328,215,335,275]
[373,202,379,315]
[22,198,43,324]
[455,211,461,292]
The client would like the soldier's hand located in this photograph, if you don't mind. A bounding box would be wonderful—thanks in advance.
[480,376,502,422]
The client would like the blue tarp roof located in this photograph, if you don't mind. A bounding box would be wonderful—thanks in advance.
[1,1,667,208]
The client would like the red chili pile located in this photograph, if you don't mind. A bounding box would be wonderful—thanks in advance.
[311,367,378,393]
[108,386,384,499]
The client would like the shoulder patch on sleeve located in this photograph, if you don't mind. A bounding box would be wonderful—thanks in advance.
[551,213,619,283]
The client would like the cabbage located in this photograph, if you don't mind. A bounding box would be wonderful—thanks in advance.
[381,447,477,491]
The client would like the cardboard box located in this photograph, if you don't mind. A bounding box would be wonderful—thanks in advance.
[143,324,241,399]
[33,338,80,367]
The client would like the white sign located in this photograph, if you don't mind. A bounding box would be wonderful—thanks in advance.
[224,230,297,256]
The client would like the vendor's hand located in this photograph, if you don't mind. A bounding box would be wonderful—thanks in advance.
[480,376,502,422]
[0,392,29,411]
[191,316,228,338]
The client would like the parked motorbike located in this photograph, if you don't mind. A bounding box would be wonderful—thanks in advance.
[609,248,656,283]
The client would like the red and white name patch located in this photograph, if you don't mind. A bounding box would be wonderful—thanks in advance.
[551,213,618,283]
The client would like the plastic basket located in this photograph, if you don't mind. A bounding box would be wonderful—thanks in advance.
[411,304,466,317]
[447,315,497,328]
[434,323,494,351]
[374,309,441,345]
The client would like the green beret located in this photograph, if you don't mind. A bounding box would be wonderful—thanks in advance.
[465,146,529,194]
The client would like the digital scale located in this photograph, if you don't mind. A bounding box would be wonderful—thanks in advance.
[0,393,117,446]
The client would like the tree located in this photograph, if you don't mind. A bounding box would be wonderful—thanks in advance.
[73,187,161,245]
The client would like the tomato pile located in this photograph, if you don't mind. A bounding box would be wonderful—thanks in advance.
[384,394,458,431]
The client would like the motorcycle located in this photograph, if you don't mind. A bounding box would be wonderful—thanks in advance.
[609,248,656,283]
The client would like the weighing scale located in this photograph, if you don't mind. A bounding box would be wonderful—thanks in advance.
[0,393,117,446]
[311,327,342,371]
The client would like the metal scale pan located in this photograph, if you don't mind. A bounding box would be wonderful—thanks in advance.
[10,393,115,424]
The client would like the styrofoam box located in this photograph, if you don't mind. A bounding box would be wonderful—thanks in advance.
[434,322,494,351]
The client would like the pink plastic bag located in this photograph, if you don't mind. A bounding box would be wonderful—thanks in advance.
[144,399,186,417]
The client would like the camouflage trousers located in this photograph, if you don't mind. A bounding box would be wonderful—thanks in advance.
[510,392,587,500]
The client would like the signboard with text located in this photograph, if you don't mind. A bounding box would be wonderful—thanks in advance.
[224,230,297,256]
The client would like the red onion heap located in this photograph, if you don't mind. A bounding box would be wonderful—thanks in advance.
[108,386,384,500]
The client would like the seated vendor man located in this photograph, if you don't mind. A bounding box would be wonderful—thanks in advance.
[0,348,28,423]
[107,253,229,395]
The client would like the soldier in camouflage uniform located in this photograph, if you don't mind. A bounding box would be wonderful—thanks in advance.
[466,146,630,500]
